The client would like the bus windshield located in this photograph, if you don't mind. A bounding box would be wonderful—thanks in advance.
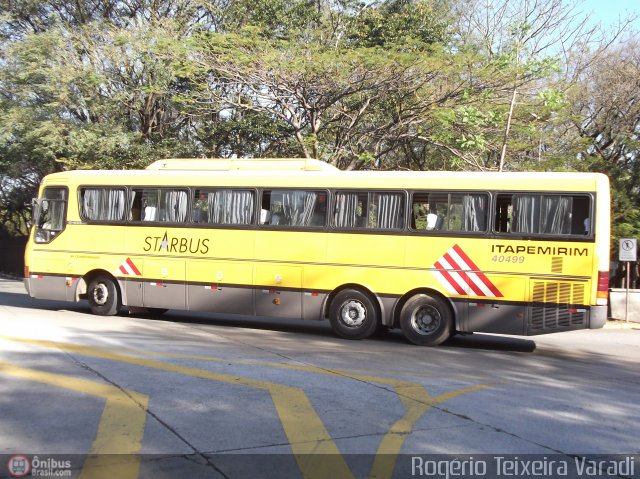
[34,187,67,244]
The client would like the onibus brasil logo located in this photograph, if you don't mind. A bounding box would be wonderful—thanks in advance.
[7,455,72,477]
[7,455,30,477]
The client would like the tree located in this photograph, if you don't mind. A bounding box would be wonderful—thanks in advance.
[452,0,611,171]
[568,39,640,244]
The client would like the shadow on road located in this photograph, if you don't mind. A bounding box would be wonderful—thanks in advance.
[0,288,537,353]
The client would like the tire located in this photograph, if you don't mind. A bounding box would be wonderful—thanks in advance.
[400,294,452,346]
[329,289,379,340]
[87,275,121,316]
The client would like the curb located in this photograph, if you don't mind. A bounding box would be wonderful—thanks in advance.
[604,320,640,330]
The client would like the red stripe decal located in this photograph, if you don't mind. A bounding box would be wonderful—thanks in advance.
[452,244,503,297]
[126,258,141,276]
[452,244,479,270]
[434,261,466,295]
[119,265,128,274]
[474,272,502,297]
[443,252,484,296]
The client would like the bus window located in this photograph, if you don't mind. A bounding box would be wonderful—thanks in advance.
[334,192,367,228]
[411,192,487,232]
[34,187,67,243]
[130,188,189,223]
[495,193,592,236]
[334,191,405,229]
[261,189,326,227]
[193,189,255,225]
[80,188,126,222]
[370,192,405,229]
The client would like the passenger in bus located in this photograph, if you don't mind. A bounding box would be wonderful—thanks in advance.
[310,194,327,226]
[270,212,281,225]
[193,191,208,222]
[269,202,283,225]
[425,205,444,230]
[426,212,439,230]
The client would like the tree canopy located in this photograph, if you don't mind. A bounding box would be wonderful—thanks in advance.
[0,0,638,249]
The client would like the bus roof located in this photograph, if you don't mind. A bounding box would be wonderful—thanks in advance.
[41,162,608,192]
[145,158,339,172]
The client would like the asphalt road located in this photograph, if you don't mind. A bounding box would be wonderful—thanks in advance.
[0,278,639,479]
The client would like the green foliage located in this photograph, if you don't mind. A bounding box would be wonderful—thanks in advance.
[0,0,637,252]
[348,0,454,49]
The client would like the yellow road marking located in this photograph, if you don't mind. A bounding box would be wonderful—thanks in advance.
[370,382,488,477]
[80,345,488,381]
[101,343,490,476]
[1,337,353,479]
[0,360,148,479]
[1,336,490,479]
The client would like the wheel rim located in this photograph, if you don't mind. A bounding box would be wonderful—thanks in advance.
[339,300,366,327]
[92,283,109,306]
[410,304,441,335]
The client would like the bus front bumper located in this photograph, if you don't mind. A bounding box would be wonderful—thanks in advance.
[590,305,608,329]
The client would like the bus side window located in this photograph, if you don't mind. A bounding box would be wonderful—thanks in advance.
[495,193,592,236]
[129,188,188,223]
[263,189,325,227]
[570,196,591,235]
[81,188,126,222]
[335,191,403,230]
[370,192,405,229]
[197,189,255,225]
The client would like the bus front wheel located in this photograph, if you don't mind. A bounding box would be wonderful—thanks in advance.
[400,294,452,346]
[87,275,121,316]
[329,289,379,340]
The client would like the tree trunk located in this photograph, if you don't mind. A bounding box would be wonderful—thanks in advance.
[499,85,518,172]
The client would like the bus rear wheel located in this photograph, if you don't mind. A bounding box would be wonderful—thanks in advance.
[329,289,379,340]
[87,275,121,316]
[400,294,452,346]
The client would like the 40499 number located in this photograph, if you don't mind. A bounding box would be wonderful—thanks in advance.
[491,255,525,263]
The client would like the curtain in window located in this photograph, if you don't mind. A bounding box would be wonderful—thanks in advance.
[83,189,125,221]
[279,190,317,226]
[512,195,540,233]
[209,190,254,224]
[161,190,188,222]
[375,193,404,229]
[462,194,487,232]
[541,195,572,234]
[334,193,358,228]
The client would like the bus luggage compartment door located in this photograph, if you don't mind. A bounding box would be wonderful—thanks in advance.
[254,265,302,318]
[187,260,253,315]
[142,258,186,310]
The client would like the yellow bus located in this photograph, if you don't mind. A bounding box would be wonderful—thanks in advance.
[24,158,610,346]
